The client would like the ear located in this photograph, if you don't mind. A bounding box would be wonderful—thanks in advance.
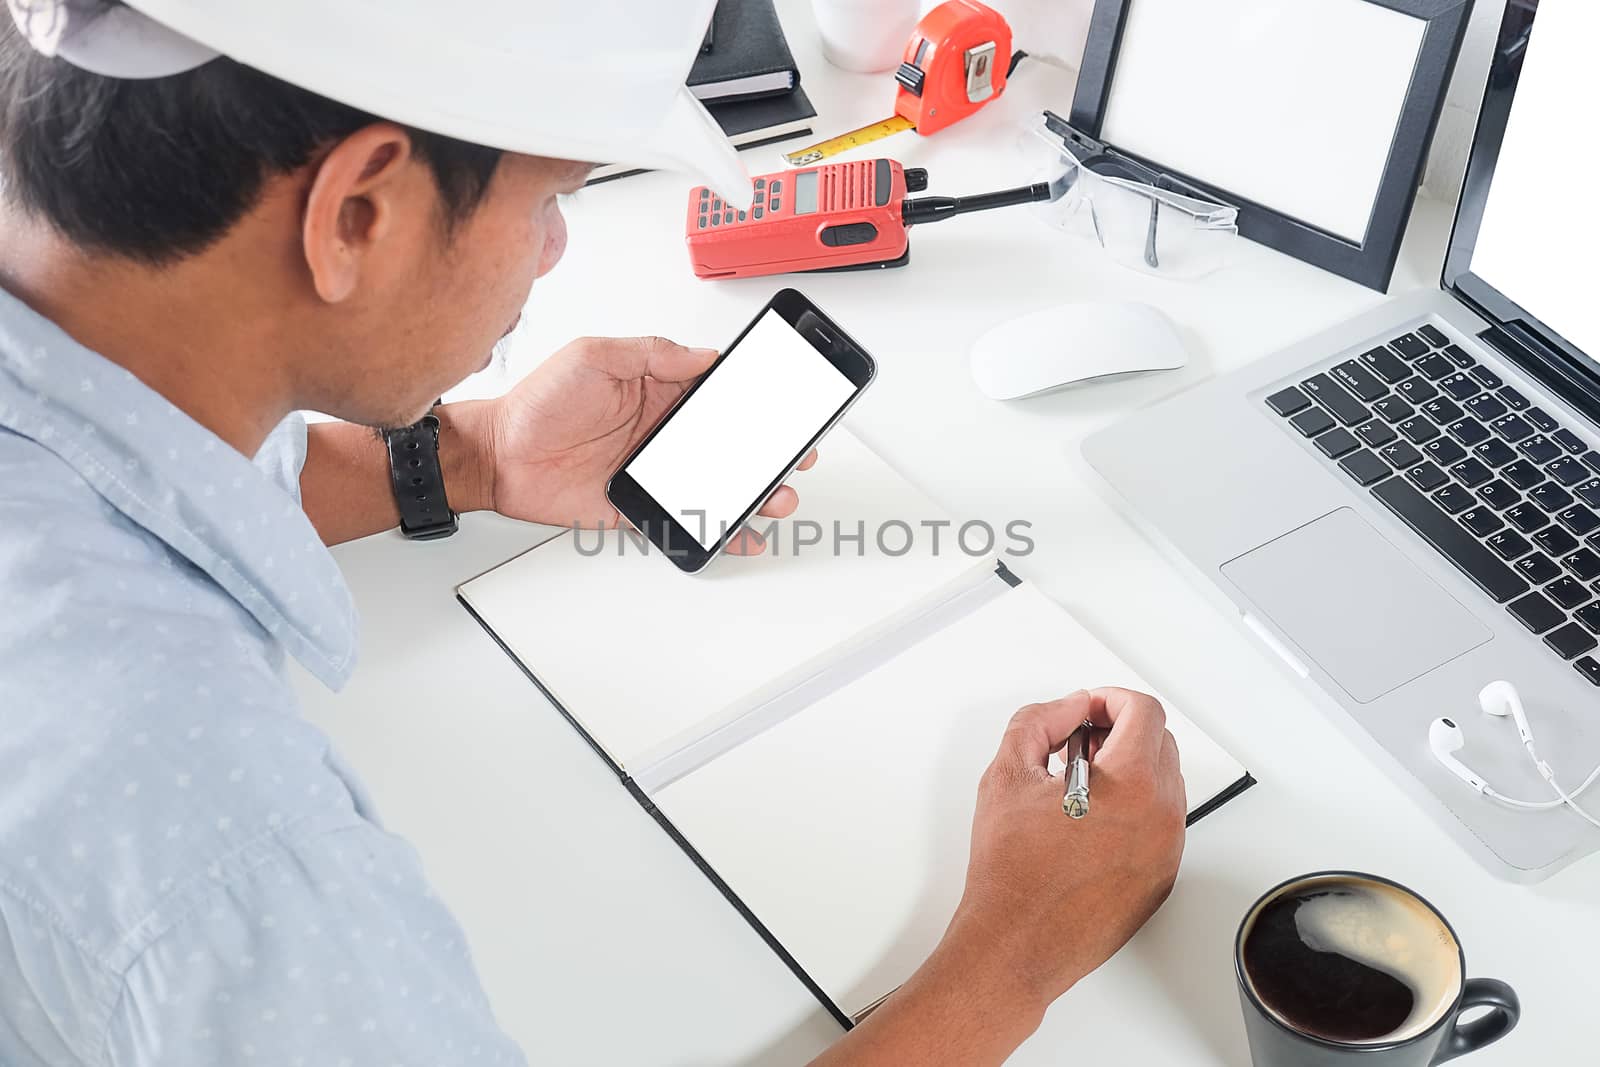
[301,124,416,304]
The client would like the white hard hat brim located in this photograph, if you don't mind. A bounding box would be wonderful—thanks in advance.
[9,0,755,207]
[636,88,753,209]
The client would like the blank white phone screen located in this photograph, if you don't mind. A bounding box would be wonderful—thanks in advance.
[625,310,856,549]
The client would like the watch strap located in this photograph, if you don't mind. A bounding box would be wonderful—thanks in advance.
[383,411,459,540]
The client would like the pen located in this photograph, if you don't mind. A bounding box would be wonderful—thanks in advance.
[1063,721,1091,818]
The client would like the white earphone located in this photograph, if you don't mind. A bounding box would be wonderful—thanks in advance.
[1428,681,1600,828]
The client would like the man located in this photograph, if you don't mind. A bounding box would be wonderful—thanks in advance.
[0,2,1185,1064]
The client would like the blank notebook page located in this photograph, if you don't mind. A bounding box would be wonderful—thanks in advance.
[457,428,978,768]
[653,583,1246,1016]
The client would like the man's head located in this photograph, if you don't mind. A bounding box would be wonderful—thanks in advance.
[0,15,588,430]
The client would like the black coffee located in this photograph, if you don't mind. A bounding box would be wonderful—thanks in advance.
[1241,879,1460,1045]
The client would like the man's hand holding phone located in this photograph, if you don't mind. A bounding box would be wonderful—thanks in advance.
[469,335,817,555]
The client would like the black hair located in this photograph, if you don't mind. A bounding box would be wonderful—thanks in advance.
[0,11,503,265]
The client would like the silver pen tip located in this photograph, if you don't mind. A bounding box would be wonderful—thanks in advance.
[1063,794,1088,819]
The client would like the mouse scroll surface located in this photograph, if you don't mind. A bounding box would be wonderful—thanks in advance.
[970,301,1189,400]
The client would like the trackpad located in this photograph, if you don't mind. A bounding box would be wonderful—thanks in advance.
[1221,508,1491,703]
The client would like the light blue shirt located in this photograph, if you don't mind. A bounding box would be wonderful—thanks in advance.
[0,287,526,1066]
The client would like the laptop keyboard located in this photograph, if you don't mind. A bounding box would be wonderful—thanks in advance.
[1264,322,1600,687]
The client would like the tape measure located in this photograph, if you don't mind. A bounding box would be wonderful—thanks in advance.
[782,0,1013,167]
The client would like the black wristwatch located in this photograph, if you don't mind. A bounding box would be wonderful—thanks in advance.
[383,406,459,540]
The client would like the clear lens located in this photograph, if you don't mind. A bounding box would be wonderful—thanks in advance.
[1020,117,1239,279]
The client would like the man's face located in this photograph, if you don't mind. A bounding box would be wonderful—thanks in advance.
[303,153,588,429]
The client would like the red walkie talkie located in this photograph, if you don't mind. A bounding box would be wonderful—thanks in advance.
[685,158,1061,280]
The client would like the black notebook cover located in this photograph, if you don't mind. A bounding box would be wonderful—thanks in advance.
[690,0,800,103]
[585,88,816,186]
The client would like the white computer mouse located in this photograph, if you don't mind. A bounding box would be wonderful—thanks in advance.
[970,301,1190,400]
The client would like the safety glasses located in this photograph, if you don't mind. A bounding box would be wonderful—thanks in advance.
[1023,114,1239,279]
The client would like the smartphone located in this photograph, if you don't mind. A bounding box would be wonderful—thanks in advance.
[606,289,876,574]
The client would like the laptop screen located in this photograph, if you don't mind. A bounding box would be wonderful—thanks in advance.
[1447,1,1598,377]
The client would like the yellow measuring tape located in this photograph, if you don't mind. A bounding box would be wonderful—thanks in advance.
[782,114,915,167]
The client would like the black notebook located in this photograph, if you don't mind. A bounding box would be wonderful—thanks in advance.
[586,88,815,186]
[690,0,800,103]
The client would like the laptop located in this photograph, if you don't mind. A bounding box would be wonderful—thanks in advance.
[1083,0,1599,882]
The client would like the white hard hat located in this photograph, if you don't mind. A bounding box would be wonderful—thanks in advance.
[5,0,753,206]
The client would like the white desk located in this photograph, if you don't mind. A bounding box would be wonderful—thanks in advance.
[292,6,1600,1062]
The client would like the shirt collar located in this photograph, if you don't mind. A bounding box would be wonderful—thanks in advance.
[0,286,358,688]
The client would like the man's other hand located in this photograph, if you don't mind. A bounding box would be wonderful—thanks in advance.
[952,687,1186,1008]
[479,336,816,554]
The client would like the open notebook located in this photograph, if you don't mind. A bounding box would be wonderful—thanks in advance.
[458,429,1253,1025]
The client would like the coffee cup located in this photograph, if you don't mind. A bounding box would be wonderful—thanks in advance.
[1234,872,1519,1066]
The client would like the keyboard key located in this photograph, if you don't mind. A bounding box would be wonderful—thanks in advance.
[1547,456,1588,486]
[1315,428,1360,459]
[1508,591,1564,634]
[1339,449,1390,486]
[1530,482,1573,512]
[1497,386,1529,411]
[1487,530,1532,561]
[1576,478,1600,507]
[1501,460,1544,490]
[1535,527,1579,556]
[1460,507,1503,537]
[1380,440,1423,470]
[1518,435,1562,464]
[1418,324,1449,346]
[1474,439,1517,468]
[1505,502,1549,534]
[1469,366,1504,390]
[1397,377,1439,405]
[1361,346,1412,384]
[1406,462,1449,491]
[1332,360,1388,401]
[1260,385,1312,415]
[1525,407,1558,433]
[1479,480,1520,510]
[1447,418,1490,446]
[1438,373,1480,401]
[1579,603,1600,633]
[1553,428,1587,454]
[1414,353,1454,381]
[1584,453,1600,475]
[1441,344,1474,368]
[1465,394,1507,422]
[1435,484,1474,514]
[1370,478,1528,603]
[1424,438,1467,466]
[1302,374,1370,426]
[1515,553,1562,585]
[1576,656,1600,685]
[1421,397,1463,425]
[1290,406,1336,438]
[1371,395,1415,423]
[1449,458,1492,488]
[1355,419,1397,448]
[1392,333,1431,359]
[1546,622,1598,659]
[1546,577,1591,609]
[1563,548,1600,582]
[1399,417,1441,444]
[1558,504,1600,536]
[1490,414,1535,443]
